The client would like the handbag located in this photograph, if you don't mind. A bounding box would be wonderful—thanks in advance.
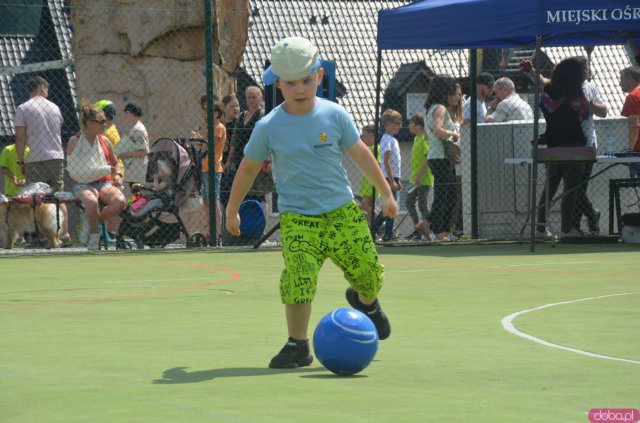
[444,140,461,165]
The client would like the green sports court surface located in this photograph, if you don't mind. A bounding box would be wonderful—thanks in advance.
[1,243,639,422]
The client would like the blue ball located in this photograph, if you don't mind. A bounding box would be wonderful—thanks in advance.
[313,308,379,375]
[239,200,266,238]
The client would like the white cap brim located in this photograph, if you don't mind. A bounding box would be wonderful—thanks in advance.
[262,58,322,86]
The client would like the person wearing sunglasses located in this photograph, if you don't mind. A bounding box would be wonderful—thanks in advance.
[67,103,126,250]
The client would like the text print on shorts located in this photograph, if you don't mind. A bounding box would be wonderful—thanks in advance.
[279,201,383,304]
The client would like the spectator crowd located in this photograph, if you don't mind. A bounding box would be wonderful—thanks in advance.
[1,36,639,249]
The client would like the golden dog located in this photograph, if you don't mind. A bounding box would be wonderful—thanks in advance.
[0,201,64,249]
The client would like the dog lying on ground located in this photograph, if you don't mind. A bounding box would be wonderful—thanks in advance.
[0,200,64,249]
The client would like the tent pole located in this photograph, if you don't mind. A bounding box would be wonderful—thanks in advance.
[469,50,478,239]
[370,49,383,233]
[529,36,542,253]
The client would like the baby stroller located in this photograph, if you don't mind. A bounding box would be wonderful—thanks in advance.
[115,137,207,249]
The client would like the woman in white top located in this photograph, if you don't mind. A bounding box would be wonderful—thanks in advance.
[424,74,461,241]
[67,104,126,250]
[119,102,149,189]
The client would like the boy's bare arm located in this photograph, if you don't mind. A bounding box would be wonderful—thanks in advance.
[382,150,399,192]
[347,140,398,218]
[225,157,262,236]
[383,151,394,184]
[0,165,24,185]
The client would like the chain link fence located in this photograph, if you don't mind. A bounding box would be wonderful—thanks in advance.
[1,1,639,254]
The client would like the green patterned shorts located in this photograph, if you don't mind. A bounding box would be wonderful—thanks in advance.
[279,200,384,304]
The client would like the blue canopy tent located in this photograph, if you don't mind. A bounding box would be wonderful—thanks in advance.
[374,0,640,250]
[378,0,640,49]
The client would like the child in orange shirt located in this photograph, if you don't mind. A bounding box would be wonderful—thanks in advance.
[211,102,227,245]
[191,100,227,245]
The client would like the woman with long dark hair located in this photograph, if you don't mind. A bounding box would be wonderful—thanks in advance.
[219,94,240,208]
[536,57,590,238]
[424,74,460,241]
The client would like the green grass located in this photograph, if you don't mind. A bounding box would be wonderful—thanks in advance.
[1,243,639,422]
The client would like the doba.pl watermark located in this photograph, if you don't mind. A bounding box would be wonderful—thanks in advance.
[588,409,640,423]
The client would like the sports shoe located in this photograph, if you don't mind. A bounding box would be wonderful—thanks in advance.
[87,233,100,251]
[345,287,391,340]
[269,338,313,369]
[535,229,553,240]
[588,209,601,234]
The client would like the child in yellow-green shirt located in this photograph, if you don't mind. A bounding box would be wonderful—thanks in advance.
[405,113,434,240]
[0,144,30,197]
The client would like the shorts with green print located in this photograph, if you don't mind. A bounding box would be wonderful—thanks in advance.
[279,200,384,304]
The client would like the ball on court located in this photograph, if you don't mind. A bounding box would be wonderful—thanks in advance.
[313,308,379,375]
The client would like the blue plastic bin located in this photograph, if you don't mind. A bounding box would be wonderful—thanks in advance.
[239,200,266,238]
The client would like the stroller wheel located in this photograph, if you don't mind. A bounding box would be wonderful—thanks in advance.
[187,232,207,248]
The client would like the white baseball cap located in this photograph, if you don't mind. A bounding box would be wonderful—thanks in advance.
[263,37,322,85]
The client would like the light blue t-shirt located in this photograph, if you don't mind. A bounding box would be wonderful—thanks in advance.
[244,97,360,215]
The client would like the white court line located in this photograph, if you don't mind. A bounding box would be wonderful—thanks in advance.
[501,293,640,365]
[488,261,590,268]
[259,268,443,279]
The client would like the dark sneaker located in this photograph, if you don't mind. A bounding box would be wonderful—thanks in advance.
[345,287,391,340]
[269,338,313,369]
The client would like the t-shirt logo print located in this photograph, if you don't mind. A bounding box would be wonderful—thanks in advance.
[313,131,332,150]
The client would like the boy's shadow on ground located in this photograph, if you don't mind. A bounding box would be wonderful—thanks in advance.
[153,366,333,384]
